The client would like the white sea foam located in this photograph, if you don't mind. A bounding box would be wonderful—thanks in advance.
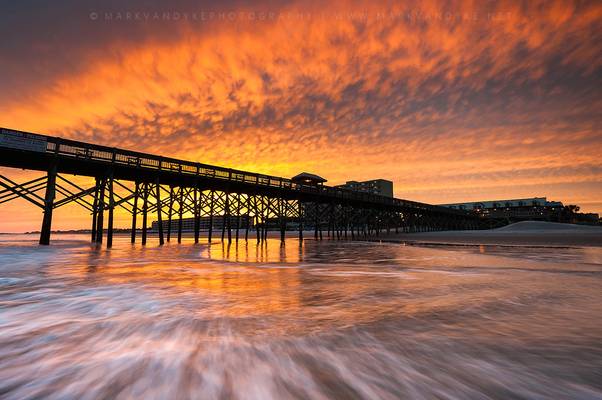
[1,234,601,399]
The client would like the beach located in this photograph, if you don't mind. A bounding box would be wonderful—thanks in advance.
[380,221,602,247]
[1,233,602,399]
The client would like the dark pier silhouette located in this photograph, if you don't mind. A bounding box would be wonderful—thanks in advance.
[0,128,479,247]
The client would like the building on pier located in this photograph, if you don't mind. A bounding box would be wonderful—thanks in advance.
[291,172,327,186]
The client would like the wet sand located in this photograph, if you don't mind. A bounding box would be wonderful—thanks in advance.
[1,234,601,399]
[380,221,602,247]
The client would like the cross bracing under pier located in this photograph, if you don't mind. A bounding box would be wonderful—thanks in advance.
[0,127,480,246]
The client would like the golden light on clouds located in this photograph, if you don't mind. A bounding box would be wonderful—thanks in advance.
[1,0,601,231]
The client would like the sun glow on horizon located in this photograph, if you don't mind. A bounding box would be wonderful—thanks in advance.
[1,0,601,231]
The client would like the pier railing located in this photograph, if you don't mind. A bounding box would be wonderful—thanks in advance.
[1,127,462,215]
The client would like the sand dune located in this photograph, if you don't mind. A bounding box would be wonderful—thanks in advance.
[495,221,601,232]
[382,221,602,247]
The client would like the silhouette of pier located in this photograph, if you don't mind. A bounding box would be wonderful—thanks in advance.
[0,127,479,246]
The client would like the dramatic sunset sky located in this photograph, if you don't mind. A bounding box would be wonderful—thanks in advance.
[1,0,601,232]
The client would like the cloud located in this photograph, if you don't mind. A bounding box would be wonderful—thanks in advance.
[1,0,601,231]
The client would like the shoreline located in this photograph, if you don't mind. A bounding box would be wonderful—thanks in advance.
[2,222,601,248]
[373,238,585,249]
[376,222,602,248]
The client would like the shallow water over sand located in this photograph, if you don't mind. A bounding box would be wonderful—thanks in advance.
[1,234,601,399]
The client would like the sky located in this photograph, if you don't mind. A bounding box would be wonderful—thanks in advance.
[0,0,601,232]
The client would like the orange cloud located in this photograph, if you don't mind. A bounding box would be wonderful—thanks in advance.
[1,0,601,232]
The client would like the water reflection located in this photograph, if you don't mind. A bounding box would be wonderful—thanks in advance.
[201,239,305,264]
[1,234,601,399]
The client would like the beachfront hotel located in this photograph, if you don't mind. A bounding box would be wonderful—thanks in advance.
[440,197,599,225]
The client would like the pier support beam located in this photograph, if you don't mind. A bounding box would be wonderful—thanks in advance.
[208,191,214,243]
[131,182,139,243]
[177,187,184,243]
[95,177,106,244]
[222,192,230,242]
[39,164,57,245]
[106,173,114,248]
[167,186,174,242]
[280,199,286,242]
[235,193,241,243]
[227,194,232,243]
[254,196,261,244]
[194,187,200,244]
[156,180,164,245]
[298,201,303,242]
[314,203,319,240]
[142,183,148,245]
[91,177,99,243]
[245,210,250,242]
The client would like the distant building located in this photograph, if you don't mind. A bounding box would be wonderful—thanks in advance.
[574,213,601,225]
[439,197,566,223]
[151,215,252,232]
[336,179,394,197]
[440,197,560,211]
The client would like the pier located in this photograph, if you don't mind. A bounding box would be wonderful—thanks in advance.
[0,127,479,246]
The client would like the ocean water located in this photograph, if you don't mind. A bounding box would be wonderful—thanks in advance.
[1,234,601,400]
